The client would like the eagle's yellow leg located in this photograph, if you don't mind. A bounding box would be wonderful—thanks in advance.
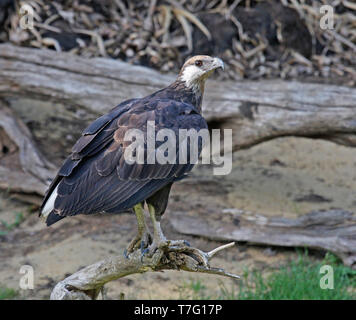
[148,204,167,243]
[147,204,189,255]
[125,203,152,255]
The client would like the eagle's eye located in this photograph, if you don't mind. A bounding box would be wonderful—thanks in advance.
[195,60,203,67]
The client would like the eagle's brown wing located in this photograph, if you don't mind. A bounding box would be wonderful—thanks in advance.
[41,98,207,226]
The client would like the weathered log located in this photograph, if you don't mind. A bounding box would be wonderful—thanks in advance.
[0,43,355,201]
[0,43,356,155]
[0,101,56,202]
[170,209,356,268]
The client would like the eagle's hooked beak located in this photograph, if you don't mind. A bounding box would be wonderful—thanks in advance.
[212,57,224,71]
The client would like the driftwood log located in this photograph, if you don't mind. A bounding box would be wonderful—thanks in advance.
[0,101,56,200]
[50,241,238,300]
[1,44,356,200]
[170,209,356,268]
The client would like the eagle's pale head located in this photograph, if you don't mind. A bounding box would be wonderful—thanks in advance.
[178,55,224,91]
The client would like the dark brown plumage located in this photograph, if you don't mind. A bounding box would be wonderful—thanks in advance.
[40,55,224,255]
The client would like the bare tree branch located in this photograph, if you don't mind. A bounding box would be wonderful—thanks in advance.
[50,242,238,300]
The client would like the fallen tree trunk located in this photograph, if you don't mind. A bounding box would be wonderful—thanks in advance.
[0,101,56,204]
[1,43,356,153]
[170,209,356,268]
[0,44,355,200]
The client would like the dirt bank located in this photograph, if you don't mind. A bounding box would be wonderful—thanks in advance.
[0,136,355,299]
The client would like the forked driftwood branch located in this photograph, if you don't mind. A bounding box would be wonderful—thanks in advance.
[50,242,238,300]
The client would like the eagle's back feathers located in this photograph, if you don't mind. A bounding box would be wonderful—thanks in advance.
[41,85,207,226]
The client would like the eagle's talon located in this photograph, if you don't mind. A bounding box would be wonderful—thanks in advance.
[125,235,141,255]
[140,248,150,262]
[126,230,152,257]
[147,243,160,256]
[140,233,152,251]
[145,238,168,257]
[140,240,146,253]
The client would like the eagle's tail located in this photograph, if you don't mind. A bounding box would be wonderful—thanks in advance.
[40,185,65,226]
[45,211,65,226]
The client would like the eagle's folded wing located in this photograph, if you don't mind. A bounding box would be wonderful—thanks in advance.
[40,98,207,225]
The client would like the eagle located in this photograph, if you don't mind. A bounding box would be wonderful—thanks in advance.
[40,55,224,256]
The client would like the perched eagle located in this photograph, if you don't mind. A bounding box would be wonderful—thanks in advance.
[40,55,224,256]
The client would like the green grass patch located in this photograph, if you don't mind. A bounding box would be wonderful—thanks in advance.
[0,286,18,300]
[0,212,25,236]
[179,278,212,300]
[184,251,356,300]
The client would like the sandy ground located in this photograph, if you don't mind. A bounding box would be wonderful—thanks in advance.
[0,136,355,299]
